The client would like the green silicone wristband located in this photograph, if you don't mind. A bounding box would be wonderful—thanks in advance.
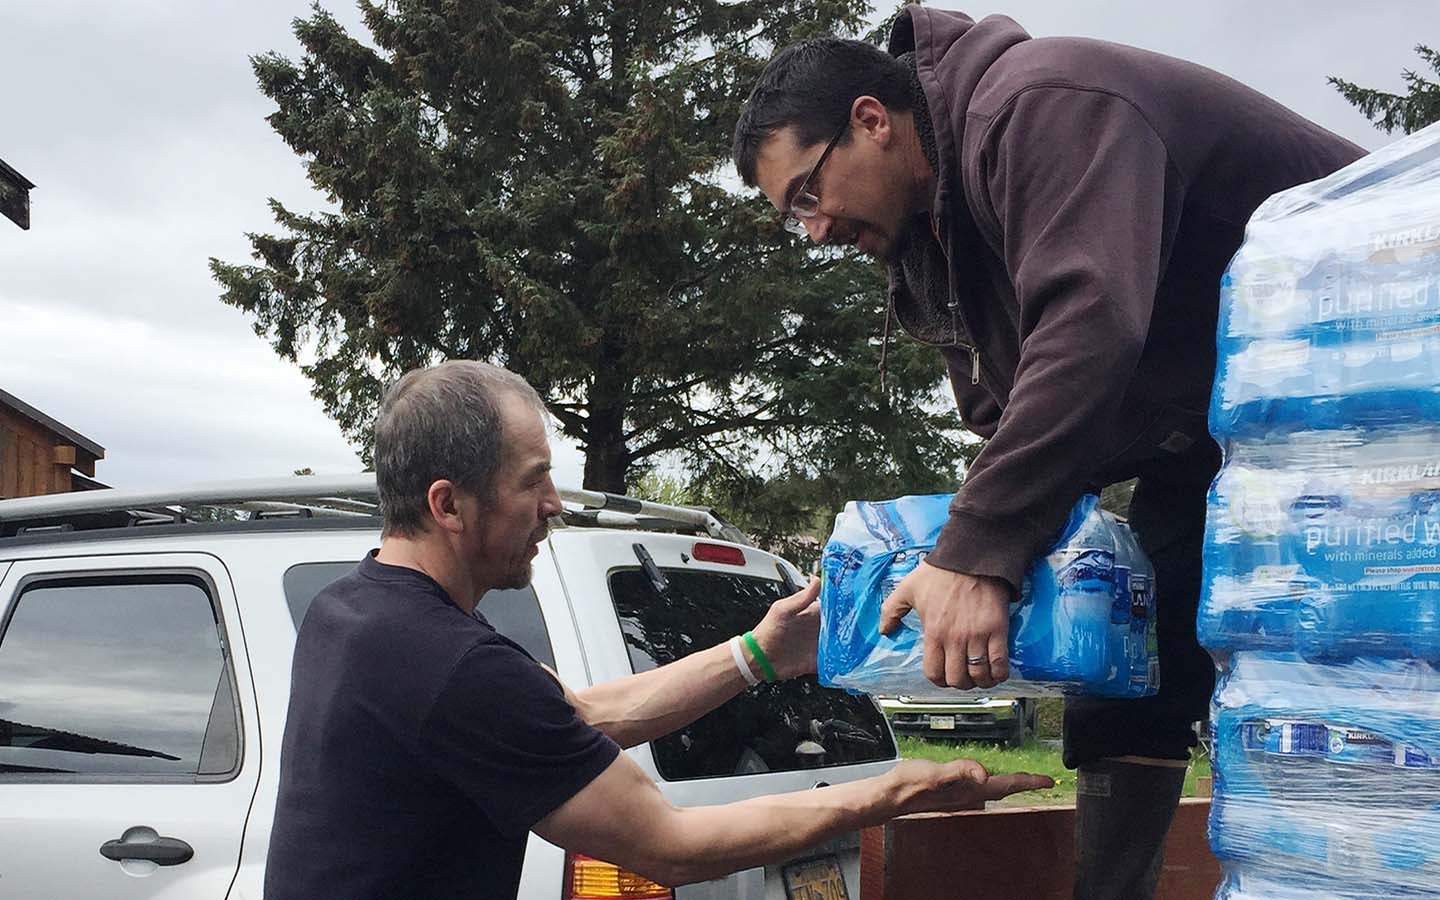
[742,631,778,683]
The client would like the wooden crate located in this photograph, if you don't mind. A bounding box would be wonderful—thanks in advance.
[861,799,1218,900]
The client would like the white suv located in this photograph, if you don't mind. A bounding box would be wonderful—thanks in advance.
[0,476,897,900]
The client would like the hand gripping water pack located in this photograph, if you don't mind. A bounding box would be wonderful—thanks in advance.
[817,493,1158,699]
[1204,122,1440,898]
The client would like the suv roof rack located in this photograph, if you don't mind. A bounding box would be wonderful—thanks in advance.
[0,474,752,545]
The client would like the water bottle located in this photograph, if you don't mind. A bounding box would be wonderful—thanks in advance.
[1213,711,1440,888]
[1120,521,1158,691]
[1109,523,1135,690]
[1283,429,1440,661]
[1199,462,1309,651]
[1205,426,1440,660]
[1216,866,1439,899]
[1220,206,1440,346]
[1014,496,1118,686]
[1209,653,1440,891]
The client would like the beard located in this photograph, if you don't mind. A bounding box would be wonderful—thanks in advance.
[876,214,925,264]
[493,526,548,590]
[831,214,916,265]
[494,563,534,591]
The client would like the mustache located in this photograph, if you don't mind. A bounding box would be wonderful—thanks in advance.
[825,220,865,247]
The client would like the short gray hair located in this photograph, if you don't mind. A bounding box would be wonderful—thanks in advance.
[373,360,546,536]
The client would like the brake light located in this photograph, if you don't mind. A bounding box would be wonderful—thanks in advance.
[564,853,673,900]
[691,542,746,566]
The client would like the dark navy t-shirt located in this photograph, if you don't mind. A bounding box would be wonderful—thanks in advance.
[264,553,620,900]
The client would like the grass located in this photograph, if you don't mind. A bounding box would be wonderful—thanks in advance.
[894,724,1212,807]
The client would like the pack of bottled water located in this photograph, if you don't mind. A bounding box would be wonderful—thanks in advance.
[1210,654,1440,894]
[817,492,1159,699]
[1204,122,1440,896]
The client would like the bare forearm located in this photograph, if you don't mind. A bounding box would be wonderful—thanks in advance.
[536,753,1048,889]
[654,774,905,885]
[576,642,748,748]
[572,578,820,747]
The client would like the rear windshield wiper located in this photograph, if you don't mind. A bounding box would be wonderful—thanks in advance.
[632,543,670,597]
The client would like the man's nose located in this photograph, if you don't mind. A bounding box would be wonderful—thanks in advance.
[804,214,832,245]
[539,479,563,518]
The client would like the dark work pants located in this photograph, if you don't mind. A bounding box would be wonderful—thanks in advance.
[1063,459,1217,768]
[1065,443,1220,900]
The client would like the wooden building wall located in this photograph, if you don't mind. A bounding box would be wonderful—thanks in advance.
[0,406,98,500]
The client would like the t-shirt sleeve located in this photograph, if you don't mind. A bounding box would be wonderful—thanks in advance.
[421,640,621,837]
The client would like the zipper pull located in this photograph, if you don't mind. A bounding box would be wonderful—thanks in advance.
[970,346,980,385]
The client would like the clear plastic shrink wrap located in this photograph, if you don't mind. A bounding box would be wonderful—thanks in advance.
[817,493,1158,699]
[1204,122,1440,897]
[1209,654,1440,893]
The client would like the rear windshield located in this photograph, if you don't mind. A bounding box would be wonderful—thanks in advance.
[609,567,895,781]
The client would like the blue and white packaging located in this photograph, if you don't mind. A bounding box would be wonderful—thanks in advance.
[1204,121,1440,897]
[817,493,1158,699]
[1199,427,1440,659]
[1208,654,1440,890]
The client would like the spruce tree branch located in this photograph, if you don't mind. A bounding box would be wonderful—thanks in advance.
[657,27,766,83]
[621,330,808,412]
[629,399,800,459]
[665,248,773,297]
[627,372,715,402]
[655,14,709,49]
[697,434,750,480]
[547,403,590,439]
[579,0,600,80]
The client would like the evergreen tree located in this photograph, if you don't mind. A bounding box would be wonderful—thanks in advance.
[1330,44,1440,134]
[212,0,967,535]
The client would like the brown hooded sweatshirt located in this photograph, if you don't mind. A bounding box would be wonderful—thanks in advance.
[887,8,1365,593]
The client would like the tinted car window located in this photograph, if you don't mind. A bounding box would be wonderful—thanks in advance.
[284,562,556,669]
[610,567,895,780]
[477,587,557,670]
[283,562,353,628]
[0,576,238,778]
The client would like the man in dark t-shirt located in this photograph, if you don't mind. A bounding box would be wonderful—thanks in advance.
[264,552,616,899]
[264,360,1052,899]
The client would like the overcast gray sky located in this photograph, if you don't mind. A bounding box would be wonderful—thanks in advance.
[0,1,1428,490]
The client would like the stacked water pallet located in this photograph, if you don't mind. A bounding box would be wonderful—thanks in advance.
[1202,123,1440,898]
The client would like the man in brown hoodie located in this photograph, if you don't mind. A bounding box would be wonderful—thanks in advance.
[733,8,1363,898]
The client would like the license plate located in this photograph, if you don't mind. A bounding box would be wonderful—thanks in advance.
[783,856,850,900]
[928,715,956,730]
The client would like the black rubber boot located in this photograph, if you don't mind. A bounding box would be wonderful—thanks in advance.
[1072,759,1188,900]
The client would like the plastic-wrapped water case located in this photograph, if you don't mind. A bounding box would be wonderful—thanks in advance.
[1216,868,1436,900]
[1198,426,1440,659]
[1213,124,1440,441]
[1208,654,1440,893]
[817,493,1158,699]
[1204,122,1440,899]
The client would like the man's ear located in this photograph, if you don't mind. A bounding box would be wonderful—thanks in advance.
[851,95,893,146]
[426,480,465,535]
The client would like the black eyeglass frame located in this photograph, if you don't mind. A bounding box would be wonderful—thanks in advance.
[782,121,850,236]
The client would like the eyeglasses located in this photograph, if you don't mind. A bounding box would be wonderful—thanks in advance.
[782,122,849,237]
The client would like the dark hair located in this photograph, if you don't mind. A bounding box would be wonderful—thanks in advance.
[373,360,546,537]
[733,37,910,188]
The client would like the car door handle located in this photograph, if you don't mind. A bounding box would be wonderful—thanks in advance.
[99,834,194,866]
